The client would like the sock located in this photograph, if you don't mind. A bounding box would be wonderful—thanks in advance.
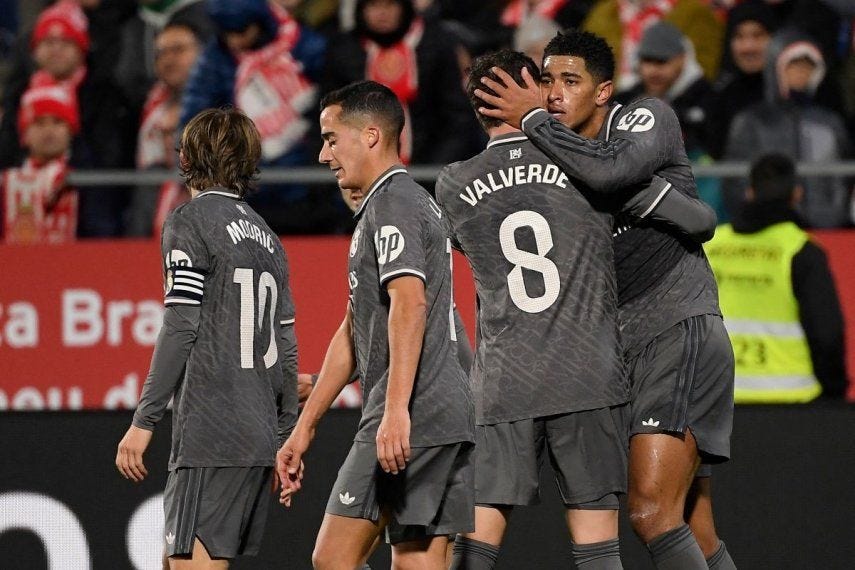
[707,540,736,570]
[572,538,623,569]
[647,524,708,570]
[449,536,500,570]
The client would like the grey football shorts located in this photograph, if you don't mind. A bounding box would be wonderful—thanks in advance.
[325,440,475,544]
[163,466,272,559]
[474,405,629,509]
[628,314,735,463]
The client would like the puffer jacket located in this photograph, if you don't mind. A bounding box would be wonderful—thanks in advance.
[723,28,852,228]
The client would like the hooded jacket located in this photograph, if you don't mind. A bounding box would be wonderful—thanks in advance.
[179,0,326,164]
[723,29,852,228]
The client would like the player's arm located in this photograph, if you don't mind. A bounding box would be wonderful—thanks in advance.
[276,263,299,445]
[620,175,718,243]
[117,305,201,483]
[475,68,674,193]
[276,307,356,503]
[380,275,426,475]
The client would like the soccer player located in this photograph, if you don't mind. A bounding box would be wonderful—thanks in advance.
[115,108,299,569]
[276,81,474,570]
[476,31,736,570]
[440,49,719,570]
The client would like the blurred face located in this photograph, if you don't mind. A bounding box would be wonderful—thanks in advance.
[363,0,403,34]
[319,105,372,196]
[155,27,200,91]
[731,21,771,75]
[23,115,72,161]
[639,55,684,98]
[224,23,261,56]
[782,57,816,93]
[541,55,611,138]
[33,36,84,80]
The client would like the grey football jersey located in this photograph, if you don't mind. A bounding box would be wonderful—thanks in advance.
[522,99,721,356]
[348,166,473,447]
[158,189,296,469]
[437,134,626,425]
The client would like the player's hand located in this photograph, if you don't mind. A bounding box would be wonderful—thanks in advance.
[297,373,315,404]
[376,407,411,475]
[116,425,153,483]
[474,66,541,129]
[276,428,312,506]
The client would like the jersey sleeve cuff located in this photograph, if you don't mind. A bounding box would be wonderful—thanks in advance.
[280,318,296,325]
[520,107,549,132]
[638,181,673,219]
[379,268,427,287]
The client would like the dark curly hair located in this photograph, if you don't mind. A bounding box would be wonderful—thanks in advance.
[179,107,261,197]
[543,30,615,84]
[466,49,540,131]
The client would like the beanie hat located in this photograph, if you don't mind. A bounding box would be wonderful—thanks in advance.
[638,21,686,61]
[17,84,81,136]
[31,0,90,54]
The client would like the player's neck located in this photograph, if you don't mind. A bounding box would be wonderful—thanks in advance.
[360,153,404,191]
[576,106,610,139]
[486,124,522,140]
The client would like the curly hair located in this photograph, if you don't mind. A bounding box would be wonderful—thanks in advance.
[544,30,615,84]
[179,107,261,197]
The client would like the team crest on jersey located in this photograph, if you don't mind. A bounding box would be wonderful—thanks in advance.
[350,227,362,257]
[509,147,523,160]
[163,249,192,293]
[616,108,655,132]
[374,226,405,265]
[348,271,358,290]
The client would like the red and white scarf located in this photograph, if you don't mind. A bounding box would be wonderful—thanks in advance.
[501,0,568,27]
[617,0,676,89]
[363,18,424,164]
[3,156,77,244]
[235,6,316,161]
[137,81,179,169]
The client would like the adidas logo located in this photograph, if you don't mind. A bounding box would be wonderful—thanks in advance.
[339,492,356,506]
[642,418,660,427]
[165,532,175,545]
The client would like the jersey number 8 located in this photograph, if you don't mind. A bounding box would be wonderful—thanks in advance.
[499,211,560,314]
[233,268,278,369]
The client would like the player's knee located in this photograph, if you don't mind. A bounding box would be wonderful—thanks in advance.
[627,494,673,541]
[311,542,342,570]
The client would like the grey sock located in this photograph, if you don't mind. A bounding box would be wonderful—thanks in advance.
[647,524,707,570]
[707,540,736,570]
[572,538,623,569]
[449,536,500,570]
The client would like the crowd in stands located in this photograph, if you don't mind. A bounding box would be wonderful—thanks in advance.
[0,0,853,239]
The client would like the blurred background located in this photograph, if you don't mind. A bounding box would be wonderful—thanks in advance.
[1,0,854,568]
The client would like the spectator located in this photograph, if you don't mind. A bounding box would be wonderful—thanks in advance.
[2,84,78,244]
[706,153,847,402]
[180,0,328,233]
[125,21,202,237]
[723,28,853,228]
[583,0,724,90]
[0,0,135,237]
[513,14,562,66]
[501,0,597,30]
[115,0,214,118]
[323,0,475,165]
[706,0,778,159]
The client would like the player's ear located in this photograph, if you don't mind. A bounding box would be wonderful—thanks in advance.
[364,126,381,149]
[595,80,613,106]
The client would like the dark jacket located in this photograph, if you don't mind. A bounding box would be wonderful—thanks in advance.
[731,201,847,398]
[723,29,853,228]
[322,18,476,165]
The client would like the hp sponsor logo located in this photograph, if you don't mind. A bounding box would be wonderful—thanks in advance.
[616,108,655,132]
[374,226,405,265]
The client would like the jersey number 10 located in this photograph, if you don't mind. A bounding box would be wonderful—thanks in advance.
[499,211,560,314]
[233,268,278,369]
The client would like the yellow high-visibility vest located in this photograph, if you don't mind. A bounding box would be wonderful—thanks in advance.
[705,221,822,403]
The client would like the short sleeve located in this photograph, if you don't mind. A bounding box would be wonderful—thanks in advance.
[371,190,428,287]
[161,207,210,307]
